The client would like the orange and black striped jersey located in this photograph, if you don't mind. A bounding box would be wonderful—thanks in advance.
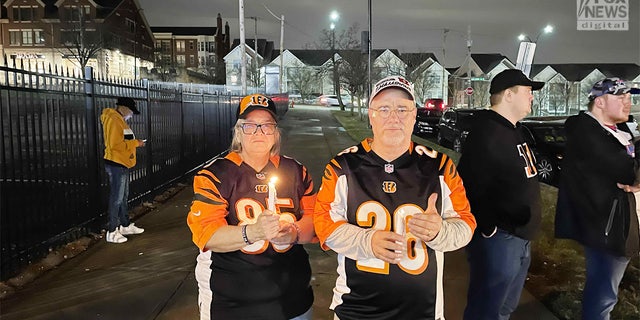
[187,151,315,319]
[314,139,475,320]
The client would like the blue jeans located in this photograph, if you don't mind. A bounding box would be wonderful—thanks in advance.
[582,246,630,320]
[464,229,531,320]
[105,163,131,232]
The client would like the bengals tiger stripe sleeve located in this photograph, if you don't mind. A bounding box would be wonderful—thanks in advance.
[187,168,230,251]
[314,159,349,250]
[296,163,318,243]
[426,155,476,252]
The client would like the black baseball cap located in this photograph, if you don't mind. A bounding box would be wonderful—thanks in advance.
[116,97,140,114]
[489,69,545,95]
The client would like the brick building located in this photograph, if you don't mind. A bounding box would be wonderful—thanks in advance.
[0,0,154,78]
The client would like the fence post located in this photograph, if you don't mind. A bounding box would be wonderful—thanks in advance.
[143,79,153,191]
[179,84,185,167]
[84,66,101,229]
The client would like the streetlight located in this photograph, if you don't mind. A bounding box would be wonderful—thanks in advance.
[518,24,554,43]
[329,10,339,55]
[515,24,553,77]
[329,10,339,102]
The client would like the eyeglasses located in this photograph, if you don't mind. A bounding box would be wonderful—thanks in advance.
[370,106,416,119]
[240,122,277,135]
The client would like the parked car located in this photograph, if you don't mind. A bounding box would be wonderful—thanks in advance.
[437,110,568,185]
[414,98,446,136]
[437,108,482,153]
[288,90,302,103]
[520,117,568,185]
[317,94,352,107]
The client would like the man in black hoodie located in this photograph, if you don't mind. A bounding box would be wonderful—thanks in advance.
[556,77,640,320]
[458,69,545,320]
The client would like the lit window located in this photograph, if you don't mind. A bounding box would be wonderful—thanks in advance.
[176,41,185,53]
[176,55,185,66]
[34,30,45,45]
[22,30,33,45]
[9,30,20,45]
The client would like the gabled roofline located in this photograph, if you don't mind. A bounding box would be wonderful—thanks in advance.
[4,0,47,7]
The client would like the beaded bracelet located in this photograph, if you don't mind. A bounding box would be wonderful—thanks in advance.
[292,223,301,245]
[241,224,252,245]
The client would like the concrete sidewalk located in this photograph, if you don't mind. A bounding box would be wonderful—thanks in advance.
[0,105,557,320]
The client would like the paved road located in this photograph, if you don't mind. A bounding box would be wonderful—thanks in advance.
[0,105,556,320]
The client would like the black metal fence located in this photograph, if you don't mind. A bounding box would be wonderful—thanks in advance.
[0,58,288,280]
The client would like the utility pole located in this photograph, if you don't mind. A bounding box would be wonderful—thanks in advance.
[238,0,247,95]
[367,0,372,109]
[467,25,473,108]
[250,16,258,87]
[442,28,448,102]
[264,5,285,93]
[279,15,284,93]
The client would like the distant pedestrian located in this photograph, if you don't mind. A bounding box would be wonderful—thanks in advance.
[457,69,545,320]
[314,76,476,319]
[555,77,640,320]
[100,97,145,244]
[187,94,316,320]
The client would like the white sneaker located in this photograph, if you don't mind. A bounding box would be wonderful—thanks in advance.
[106,229,128,243]
[119,223,144,235]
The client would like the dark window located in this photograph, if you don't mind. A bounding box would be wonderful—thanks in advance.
[65,5,89,22]
[13,7,35,22]
[125,19,135,33]
[61,31,77,44]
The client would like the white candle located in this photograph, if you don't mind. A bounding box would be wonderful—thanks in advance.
[268,177,278,211]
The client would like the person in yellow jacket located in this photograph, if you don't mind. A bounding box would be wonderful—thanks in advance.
[101,97,145,243]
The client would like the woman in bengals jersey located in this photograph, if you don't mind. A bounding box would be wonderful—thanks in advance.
[187,94,316,320]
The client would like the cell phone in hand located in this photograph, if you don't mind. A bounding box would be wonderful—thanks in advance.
[142,139,147,143]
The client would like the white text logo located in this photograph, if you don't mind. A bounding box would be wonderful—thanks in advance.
[577,0,629,31]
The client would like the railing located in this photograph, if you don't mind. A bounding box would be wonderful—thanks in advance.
[0,57,288,280]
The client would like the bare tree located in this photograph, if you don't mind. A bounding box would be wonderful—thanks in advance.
[317,23,361,111]
[58,7,106,76]
[150,46,180,82]
[376,53,405,78]
[248,55,265,88]
[287,63,319,101]
[339,50,369,116]
[412,69,439,103]
[473,80,491,108]
[533,89,548,116]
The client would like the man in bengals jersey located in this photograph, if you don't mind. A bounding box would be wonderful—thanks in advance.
[314,76,476,320]
[187,94,316,320]
[458,69,545,320]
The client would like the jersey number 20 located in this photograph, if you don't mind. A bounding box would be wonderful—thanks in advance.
[356,201,429,275]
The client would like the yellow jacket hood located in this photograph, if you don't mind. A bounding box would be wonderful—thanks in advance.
[101,108,138,168]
